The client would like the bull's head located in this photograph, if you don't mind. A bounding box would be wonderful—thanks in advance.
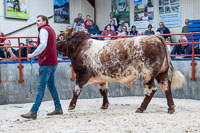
[56,28,76,56]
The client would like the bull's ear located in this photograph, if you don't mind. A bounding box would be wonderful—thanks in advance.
[71,28,75,35]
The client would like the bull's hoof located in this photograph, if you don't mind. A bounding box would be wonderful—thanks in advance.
[168,108,175,114]
[100,103,109,110]
[135,108,144,113]
[68,104,76,110]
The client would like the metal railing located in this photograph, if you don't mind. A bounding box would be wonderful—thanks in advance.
[0,32,199,84]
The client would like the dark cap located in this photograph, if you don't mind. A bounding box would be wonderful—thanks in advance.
[26,38,33,42]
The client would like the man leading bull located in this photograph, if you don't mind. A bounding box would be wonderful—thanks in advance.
[21,15,63,120]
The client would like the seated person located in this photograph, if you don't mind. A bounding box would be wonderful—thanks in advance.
[118,26,128,35]
[20,38,36,59]
[144,24,155,35]
[130,25,138,35]
[118,20,129,33]
[0,40,18,61]
[157,22,170,39]
[109,19,118,32]
[86,20,100,36]
[170,36,192,59]
[101,24,117,40]
[74,19,85,32]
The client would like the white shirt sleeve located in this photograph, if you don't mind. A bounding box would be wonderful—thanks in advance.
[32,28,48,57]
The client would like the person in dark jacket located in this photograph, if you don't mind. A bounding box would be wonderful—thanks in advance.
[157,22,171,39]
[170,36,192,59]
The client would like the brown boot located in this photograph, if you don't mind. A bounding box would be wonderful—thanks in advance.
[21,112,37,120]
[47,109,63,116]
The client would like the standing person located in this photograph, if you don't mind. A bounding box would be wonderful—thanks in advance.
[21,15,63,120]
[182,19,189,33]
[73,13,84,24]
[144,24,155,35]
[84,15,90,28]
[107,12,118,26]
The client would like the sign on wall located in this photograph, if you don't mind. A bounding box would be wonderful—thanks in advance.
[5,0,29,19]
[111,0,130,25]
[133,0,154,29]
[54,0,70,24]
[158,0,181,27]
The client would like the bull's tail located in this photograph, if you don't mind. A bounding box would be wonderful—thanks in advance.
[156,35,185,89]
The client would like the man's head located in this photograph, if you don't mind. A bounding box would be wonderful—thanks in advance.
[36,15,48,28]
[185,19,189,26]
[180,36,188,47]
[109,12,114,18]
[26,38,34,46]
[3,40,11,46]
[159,22,164,29]
[78,13,82,18]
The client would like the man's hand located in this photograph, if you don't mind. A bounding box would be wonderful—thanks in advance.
[27,54,34,61]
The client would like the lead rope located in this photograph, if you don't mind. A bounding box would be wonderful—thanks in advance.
[29,58,33,95]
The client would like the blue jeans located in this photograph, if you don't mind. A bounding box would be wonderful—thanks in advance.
[30,65,62,114]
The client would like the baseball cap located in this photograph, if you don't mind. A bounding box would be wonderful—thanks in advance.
[26,38,33,42]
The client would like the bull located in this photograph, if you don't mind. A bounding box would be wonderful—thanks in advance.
[56,29,185,114]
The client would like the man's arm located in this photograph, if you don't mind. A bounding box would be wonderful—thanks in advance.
[30,28,48,58]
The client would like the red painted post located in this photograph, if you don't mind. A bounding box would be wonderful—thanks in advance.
[190,33,197,80]
[0,67,1,83]
[17,38,24,83]
[70,64,75,81]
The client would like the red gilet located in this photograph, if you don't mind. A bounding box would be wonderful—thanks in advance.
[37,24,58,66]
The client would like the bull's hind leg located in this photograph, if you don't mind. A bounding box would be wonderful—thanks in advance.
[99,83,109,109]
[136,78,157,113]
[156,72,175,114]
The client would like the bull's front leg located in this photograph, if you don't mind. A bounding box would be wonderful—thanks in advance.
[99,83,109,109]
[68,70,92,110]
[68,85,82,110]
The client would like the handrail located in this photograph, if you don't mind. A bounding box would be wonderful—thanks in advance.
[0,32,200,83]
[5,15,54,36]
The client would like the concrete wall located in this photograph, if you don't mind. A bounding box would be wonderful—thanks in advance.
[0,60,200,105]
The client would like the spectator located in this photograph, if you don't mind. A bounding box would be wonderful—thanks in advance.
[182,19,189,33]
[86,20,100,36]
[109,19,118,32]
[84,15,90,28]
[101,24,117,40]
[74,20,85,32]
[118,26,128,35]
[170,36,192,58]
[118,20,129,33]
[0,32,6,45]
[138,31,143,36]
[118,31,127,38]
[21,38,36,59]
[66,26,72,30]
[130,25,138,35]
[0,40,18,61]
[107,12,118,26]
[144,24,155,35]
[157,22,171,39]
[166,37,172,53]
[73,13,84,24]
